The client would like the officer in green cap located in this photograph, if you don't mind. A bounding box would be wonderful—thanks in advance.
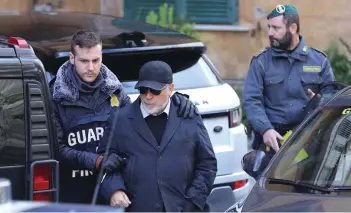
[243,4,334,160]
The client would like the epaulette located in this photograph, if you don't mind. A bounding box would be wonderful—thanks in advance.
[310,47,328,57]
[253,48,267,58]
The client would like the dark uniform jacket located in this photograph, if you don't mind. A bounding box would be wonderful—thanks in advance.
[51,61,130,203]
[243,36,335,136]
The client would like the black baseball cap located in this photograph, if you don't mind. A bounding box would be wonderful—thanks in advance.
[135,60,173,90]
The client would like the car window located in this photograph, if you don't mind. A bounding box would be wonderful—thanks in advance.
[267,106,351,188]
[44,50,222,93]
[121,57,221,94]
[0,79,25,166]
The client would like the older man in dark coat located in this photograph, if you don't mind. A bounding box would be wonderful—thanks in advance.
[98,60,217,212]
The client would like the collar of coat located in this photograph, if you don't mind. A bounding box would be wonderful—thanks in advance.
[140,98,171,118]
[52,61,123,102]
[127,98,183,152]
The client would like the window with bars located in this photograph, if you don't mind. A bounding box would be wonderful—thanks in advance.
[124,0,239,25]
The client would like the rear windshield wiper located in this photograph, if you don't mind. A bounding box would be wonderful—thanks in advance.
[267,178,332,193]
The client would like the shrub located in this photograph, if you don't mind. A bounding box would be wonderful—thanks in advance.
[324,41,351,84]
[145,3,201,40]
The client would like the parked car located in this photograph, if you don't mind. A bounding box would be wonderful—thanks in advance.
[0,11,252,211]
[229,82,351,212]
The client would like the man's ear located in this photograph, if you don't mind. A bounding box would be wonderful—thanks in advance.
[168,83,175,94]
[290,23,298,34]
[69,52,74,65]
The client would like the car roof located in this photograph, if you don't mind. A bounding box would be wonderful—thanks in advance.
[0,11,204,56]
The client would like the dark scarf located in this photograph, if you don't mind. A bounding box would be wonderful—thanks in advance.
[71,68,103,108]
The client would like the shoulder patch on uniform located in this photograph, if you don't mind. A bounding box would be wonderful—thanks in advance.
[253,48,267,57]
[110,94,119,107]
[310,47,327,57]
[302,45,308,53]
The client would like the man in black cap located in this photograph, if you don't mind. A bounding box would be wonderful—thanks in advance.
[98,60,217,212]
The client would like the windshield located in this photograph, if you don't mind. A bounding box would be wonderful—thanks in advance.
[267,106,351,189]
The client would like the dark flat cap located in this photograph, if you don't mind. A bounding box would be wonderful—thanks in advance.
[267,4,298,19]
[135,60,173,90]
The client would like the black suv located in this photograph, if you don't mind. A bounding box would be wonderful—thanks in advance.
[0,11,234,211]
[0,37,58,202]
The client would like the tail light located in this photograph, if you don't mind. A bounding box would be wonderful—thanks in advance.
[8,36,29,48]
[33,164,52,201]
[229,107,242,128]
[232,179,248,190]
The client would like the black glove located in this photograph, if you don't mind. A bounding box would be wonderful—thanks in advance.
[171,92,199,119]
[99,153,124,173]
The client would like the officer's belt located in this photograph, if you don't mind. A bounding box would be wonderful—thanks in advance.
[272,123,296,134]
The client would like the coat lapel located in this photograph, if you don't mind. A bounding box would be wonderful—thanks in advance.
[159,101,182,153]
[129,99,159,150]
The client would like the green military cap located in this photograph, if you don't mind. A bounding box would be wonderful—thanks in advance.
[267,4,298,19]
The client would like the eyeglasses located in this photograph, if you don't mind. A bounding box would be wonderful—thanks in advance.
[138,87,162,95]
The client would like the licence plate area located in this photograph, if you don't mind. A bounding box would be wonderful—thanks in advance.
[202,113,235,176]
[202,113,230,148]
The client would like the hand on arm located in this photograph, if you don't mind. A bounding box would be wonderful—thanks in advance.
[110,190,131,208]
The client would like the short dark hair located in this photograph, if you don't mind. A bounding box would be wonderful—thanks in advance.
[70,30,101,54]
[283,13,300,33]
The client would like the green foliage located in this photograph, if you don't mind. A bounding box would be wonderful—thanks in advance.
[145,3,201,40]
[325,42,351,84]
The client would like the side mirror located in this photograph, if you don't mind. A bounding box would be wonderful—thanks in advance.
[242,150,269,179]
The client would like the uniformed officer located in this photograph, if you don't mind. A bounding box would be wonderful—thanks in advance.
[243,4,335,160]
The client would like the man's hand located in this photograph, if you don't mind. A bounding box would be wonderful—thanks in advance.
[171,92,199,119]
[263,129,283,152]
[110,190,131,208]
[307,88,315,99]
[307,88,321,99]
[95,155,103,170]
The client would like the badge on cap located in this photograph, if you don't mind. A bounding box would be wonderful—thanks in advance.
[276,5,285,14]
[110,94,119,107]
